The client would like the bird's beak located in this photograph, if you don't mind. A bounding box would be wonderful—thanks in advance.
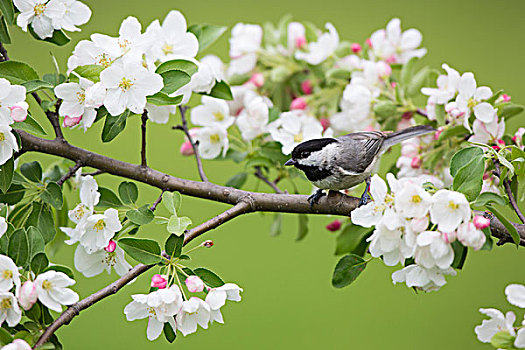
[284,159,296,166]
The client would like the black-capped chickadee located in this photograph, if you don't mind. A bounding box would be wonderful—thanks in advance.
[284,125,435,206]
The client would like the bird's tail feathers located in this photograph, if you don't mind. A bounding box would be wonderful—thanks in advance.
[382,125,435,150]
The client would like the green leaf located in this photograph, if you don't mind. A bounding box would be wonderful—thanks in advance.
[434,104,445,125]
[332,254,368,288]
[27,226,45,258]
[472,192,506,207]
[101,110,129,142]
[155,59,198,76]
[160,70,191,94]
[40,182,63,209]
[0,60,39,84]
[200,81,233,100]
[165,234,183,258]
[43,73,66,87]
[146,92,183,106]
[13,114,47,136]
[490,331,515,349]
[118,181,138,204]
[269,213,282,237]
[450,147,483,177]
[487,204,520,246]
[0,156,14,193]
[499,103,524,120]
[193,267,224,288]
[44,265,74,279]
[481,227,493,251]
[72,65,104,82]
[29,27,70,46]
[97,187,123,208]
[20,161,42,182]
[451,241,468,269]
[0,327,13,346]
[118,237,162,265]
[0,0,14,25]
[373,100,397,118]
[225,173,247,189]
[167,216,192,236]
[400,56,419,87]
[126,205,154,225]
[162,192,182,215]
[26,202,55,243]
[22,79,54,93]
[189,24,227,53]
[452,155,484,201]
[163,321,176,343]
[0,15,10,44]
[0,183,24,204]
[8,228,29,267]
[31,252,49,275]
[335,222,374,256]
[406,66,431,97]
[296,214,309,241]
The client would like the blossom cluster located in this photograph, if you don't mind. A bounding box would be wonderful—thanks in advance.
[351,173,489,291]
[124,273,242,340]
[0,79,28,166]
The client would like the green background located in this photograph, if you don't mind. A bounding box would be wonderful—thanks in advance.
[7,0,525,348]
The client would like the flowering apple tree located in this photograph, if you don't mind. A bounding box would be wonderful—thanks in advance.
[0,1,522,348]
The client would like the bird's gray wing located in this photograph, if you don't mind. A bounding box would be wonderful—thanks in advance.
[335,131,386,174]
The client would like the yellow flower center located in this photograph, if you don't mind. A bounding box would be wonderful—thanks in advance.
[148,307,156,316]
[104,252,117,267]
[73,205,87,221]
[209,134,220,143]
[76,91,86,104]
[213,111,225,121]
[411,195,422,203]
[162,44,174,55]
[42,280,52,290]
[294,133,303,143]
[34,3,46,16]
[118,39,131,51]
[93,219,106,231]
[0,133,4,142]
[0,298,11,309]
[96,53,112,68]
[119,77,134,92]
[2,270,12,280]
[448,201,459,210]
[467,98,477,109]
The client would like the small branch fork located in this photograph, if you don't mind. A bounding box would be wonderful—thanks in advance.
[56,160,82,186]
[254,166,284,194]
[172,106,208,182]
[492,159,525,224]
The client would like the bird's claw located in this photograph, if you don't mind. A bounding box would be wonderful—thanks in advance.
[359,192,370,207]
[307,189,326,209]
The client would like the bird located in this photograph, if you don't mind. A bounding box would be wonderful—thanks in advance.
[284,125,435,207]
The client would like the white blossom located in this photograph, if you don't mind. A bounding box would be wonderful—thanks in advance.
[505,284,525,308]
[351,174,390,227]
[0,124,19,166]
[14,0,65,39]
[0,217,6,238]
[456,72,496,125]
[429,189,471,232]
[295,23,339,65]
[145,104,176,124]
[0,292,21,327]
[456,222,486,250]
[75,208,122,253]
[475,308,516,343]
[189,56,224,94]
[394,183,432,218]
[35,271,79,312]
[330,84,372,134]
[392,264,456,292]
[468,117,505,144]
[268,110,324,155]
[287,22,305,52]
[236,96,269,141]
[53,0,91,32]
[0,79,27,125]
[205,283,243,310]
[1,339,32,350]
[227,54,258,76]
[193,125,229,159]
[176,297,211,336]
[414,231,454,269]
[16,281,37,310]
[0,255,21,292]
[421,64,460,104]
[367,220,410,266]
[191,96,234,129]
[229,23,262,58]
[74,244,131,277]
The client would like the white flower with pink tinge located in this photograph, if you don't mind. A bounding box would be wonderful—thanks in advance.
[205,283,243,325]
[236,96,269,141]
[191,96,234,129]
[192,125,229,159]
[475,308,516,343]
[268,110,324,155]
[456,222,486,250]
[392,264,456,292]
[414,231,454,270]
[429,189,471,232]
[185,276,204,293]
[421,64,460,105]
[124,285,183,341]
[0,292,21,327]
[295,23,339,65]
[14,0,65,39]
[74,242,131,278]
[0,124,18,166]
[468,117,505,144]
[0,78,27,125]
[0,255,21,292]
[455,72,496,128]
[16,281,38,310]
[34,271,79,312]
[176,297,211,336]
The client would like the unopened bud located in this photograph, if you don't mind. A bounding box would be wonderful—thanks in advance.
[16,281,37,310]
[385,55,397,64]
[203,240,214,248]
[365,38,372,47]
[151,274,167,289]
[249,73,265,88]
[301,80,313,95]
[104,240,116,253]
[63,115,82,127]
[351,43,362,53]
[496,139,505,146]
[320,118,330,132]
[185,275,204,293]
[290,97,307,110]
[390,82,397,88]
[473,215,490,230]
[295,36,307,49]
[442,231,457,244]
[434,127,443,140]
[491,145,501,151]
[325,220,342,232]
[10,103,28,122]
[180,141,194,156]
[502,94,511,102]
[410,157,422,169]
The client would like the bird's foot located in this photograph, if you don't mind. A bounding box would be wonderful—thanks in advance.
[307,189,326,208]
[358,177,371,207]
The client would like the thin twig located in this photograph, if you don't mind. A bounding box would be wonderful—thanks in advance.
[82,170,105,177]
[492,159,525,223]
[31,92,65,141]
[174,105,208,182]
[149,190,165,211]
[140,111,148,167]
[32,201,253,348]
[0,42,9,61]
[254,166,284,194]
[415,108,428,118]
[56,160,82,186]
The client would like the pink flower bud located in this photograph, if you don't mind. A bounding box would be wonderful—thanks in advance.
[365,38,372,47]
[203,240,214,248]
[295,36,307,49]
[492,145,501,151]
[496,139,505,146]
[180,141,194,156]
[390,82,397,88]
[473,215,490,229]
[151,274,167,289]
[320,118,330,132]
[185,275,204,293]
[401,112,413,120]
[16,281,37,310]
[385,55,397,64]
[249,73,265,88]
[63,115,82,127]
[502,94,511,102]
[326,220,342,232]
[104,240,116,253]
[301,80,313,95]
[410,157,421,169]
[290,97,307,110]
[10,103,28,122]
[442,231,457,244]
[483,172,491,180]
[434,127,443,140]
[351,43,362,54]
[364,125,375,132]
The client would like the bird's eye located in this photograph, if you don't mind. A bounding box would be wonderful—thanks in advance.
[301,152,309,158]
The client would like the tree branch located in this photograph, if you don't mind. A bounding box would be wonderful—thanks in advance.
[149,190,165,211]
[254,166,284,194]
[0,42,8,61]
[141,111,148,167]
[56,160,82,186]
[492,159,525,224]
[173,106,208,182]
[32,201,252,348]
